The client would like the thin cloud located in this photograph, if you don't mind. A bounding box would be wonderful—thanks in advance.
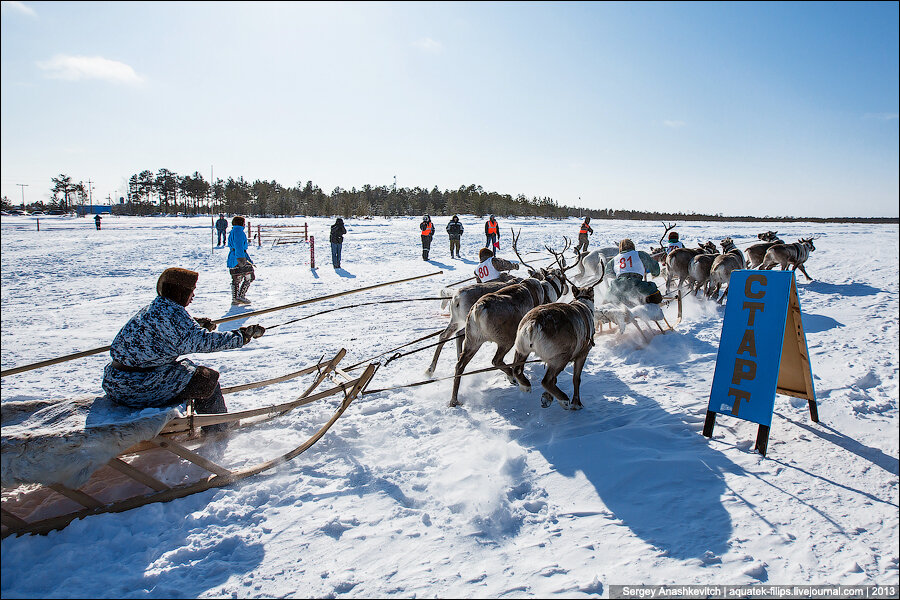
[36,54,143,85]
[863,112,899,121]
[664,120,686,128]
[412,38,443,53]
[1,1,36,17]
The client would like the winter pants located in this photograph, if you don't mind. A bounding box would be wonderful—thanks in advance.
[485,233,497,249]
[575,233,589,254]
[229,264,254,302]
[331,242,342,268]
[217,230,227,245]
[449,239,461,258]
[421,235,433,260]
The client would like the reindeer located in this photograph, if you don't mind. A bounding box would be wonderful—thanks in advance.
[760,237,817,281]
[427,278,524,376]
[512,283,598,410]
[688,247,720,297]
[665,241,717,294]
[745,231,784,269]
[568,245,617,287]
[449,236,569,407]
[707,237,745,303]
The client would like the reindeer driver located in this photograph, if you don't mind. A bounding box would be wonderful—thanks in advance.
[474,248,520,283]
[605,239,663,306]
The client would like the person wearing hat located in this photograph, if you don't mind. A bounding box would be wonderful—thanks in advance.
[102,267,266,434]
[330,217,346,268]
[574,216,593,254]
[419,214,434,261]
[666,230,684,254]
[446,215,464,258]
[227,216,254,305]
[484,215,500,250]
[604,238,663,306]
[473,247,520,283]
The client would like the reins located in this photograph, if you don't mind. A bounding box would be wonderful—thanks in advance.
[265,297,446,331]
[361,358,543,395]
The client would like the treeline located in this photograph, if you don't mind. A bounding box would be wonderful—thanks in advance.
[3,169,897,224]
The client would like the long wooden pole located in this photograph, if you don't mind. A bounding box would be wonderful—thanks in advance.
[0,271,443,377]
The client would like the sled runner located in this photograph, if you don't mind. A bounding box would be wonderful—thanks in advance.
[594,290,682,342]
[1,351,378,539]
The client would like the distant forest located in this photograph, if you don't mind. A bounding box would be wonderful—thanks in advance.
[2,169,896,224]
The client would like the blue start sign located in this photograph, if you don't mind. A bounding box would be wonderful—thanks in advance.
[704,270,818,456]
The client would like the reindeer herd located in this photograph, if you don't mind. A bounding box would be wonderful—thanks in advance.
[429,224,819,411]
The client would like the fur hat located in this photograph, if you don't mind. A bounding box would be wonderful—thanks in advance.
[618,238,636,252]
[668,231,679,241]
[157,267,198,307]
[232,216,245,227]
[479,247,494,261]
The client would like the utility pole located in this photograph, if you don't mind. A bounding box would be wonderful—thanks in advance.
[16,183,28,207]
[87,179,94,213]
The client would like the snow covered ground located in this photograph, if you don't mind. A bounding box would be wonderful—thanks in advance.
[1,214,897,598]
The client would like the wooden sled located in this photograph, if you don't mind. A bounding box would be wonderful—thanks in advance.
[1,351,378,539]
[594,290,682,343]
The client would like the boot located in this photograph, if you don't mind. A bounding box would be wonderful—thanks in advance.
[231,281,243,306]
[238,279,251,303]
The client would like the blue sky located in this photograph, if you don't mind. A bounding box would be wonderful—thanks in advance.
[1,1,897,217]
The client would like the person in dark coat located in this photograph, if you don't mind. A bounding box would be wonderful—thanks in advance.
[94,214,102,230]
[574,216,593,254]
[215,214,228,246]
[420,215,434,261]
[330,218,346,268]
[102,267,266,434]
[446,215,464,258]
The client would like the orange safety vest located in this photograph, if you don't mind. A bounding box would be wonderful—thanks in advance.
[422,222,434,236]
[487,220,498,234]
[579,222,591,234]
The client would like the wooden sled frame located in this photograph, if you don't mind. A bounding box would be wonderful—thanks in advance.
[594,290,683,342]
[1,353,378,539]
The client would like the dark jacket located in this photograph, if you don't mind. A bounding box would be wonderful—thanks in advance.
[446,219,464,240]
[485,219,499,237]
[330,219,346,244]
[215,217,228,232]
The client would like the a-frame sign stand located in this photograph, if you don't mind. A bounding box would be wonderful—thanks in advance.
[703,270,818,457]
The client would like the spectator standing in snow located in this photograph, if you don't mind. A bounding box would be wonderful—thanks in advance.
[474,247,520,283]
[215,214,228,246]
[102,267,266,434]
[227,216,255,305]
[446,215,464,258]
[574,216,593,254]
[330,218,346,268]
[94,214,102,230]
[484,215,500,250]
[420,215,434,261]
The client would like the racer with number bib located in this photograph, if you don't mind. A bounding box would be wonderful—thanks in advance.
[473,248,520,283]
[604,238,663,307]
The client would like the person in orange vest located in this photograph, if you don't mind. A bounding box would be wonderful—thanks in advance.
[574,216,593,254]
[484,215,500,250]
[419,214,435,260]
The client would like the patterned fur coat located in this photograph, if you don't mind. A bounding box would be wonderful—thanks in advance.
[101,296,245,408]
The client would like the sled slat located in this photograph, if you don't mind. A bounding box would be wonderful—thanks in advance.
[49,484,104,509]
[2,507,28,529]
[151,438,232,478]
[107,458,171,492]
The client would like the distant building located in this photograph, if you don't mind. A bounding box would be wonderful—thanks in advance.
[76,205,113,216]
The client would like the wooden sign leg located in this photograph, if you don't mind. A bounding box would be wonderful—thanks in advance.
[702,411,717,438]
[808,399,819,423]
[755,425,770,457]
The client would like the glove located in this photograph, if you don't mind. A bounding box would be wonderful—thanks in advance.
[513,263,520,270]
[195,317,216,331]
[238,324,266,343]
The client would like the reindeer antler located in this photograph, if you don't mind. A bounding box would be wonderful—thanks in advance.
[511,228,538,274]
[658,221,677,249]
[545,237,577,272]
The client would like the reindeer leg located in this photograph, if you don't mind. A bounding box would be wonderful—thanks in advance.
[491,343,516,385]
[540,365,570,409]
[512,350,531,393]
[450,339,482,407]
[796,263,813,281]
[426,324,459,376]
[570,354,587,410]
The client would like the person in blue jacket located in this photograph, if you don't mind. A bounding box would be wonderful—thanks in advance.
[227,216,255,305]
